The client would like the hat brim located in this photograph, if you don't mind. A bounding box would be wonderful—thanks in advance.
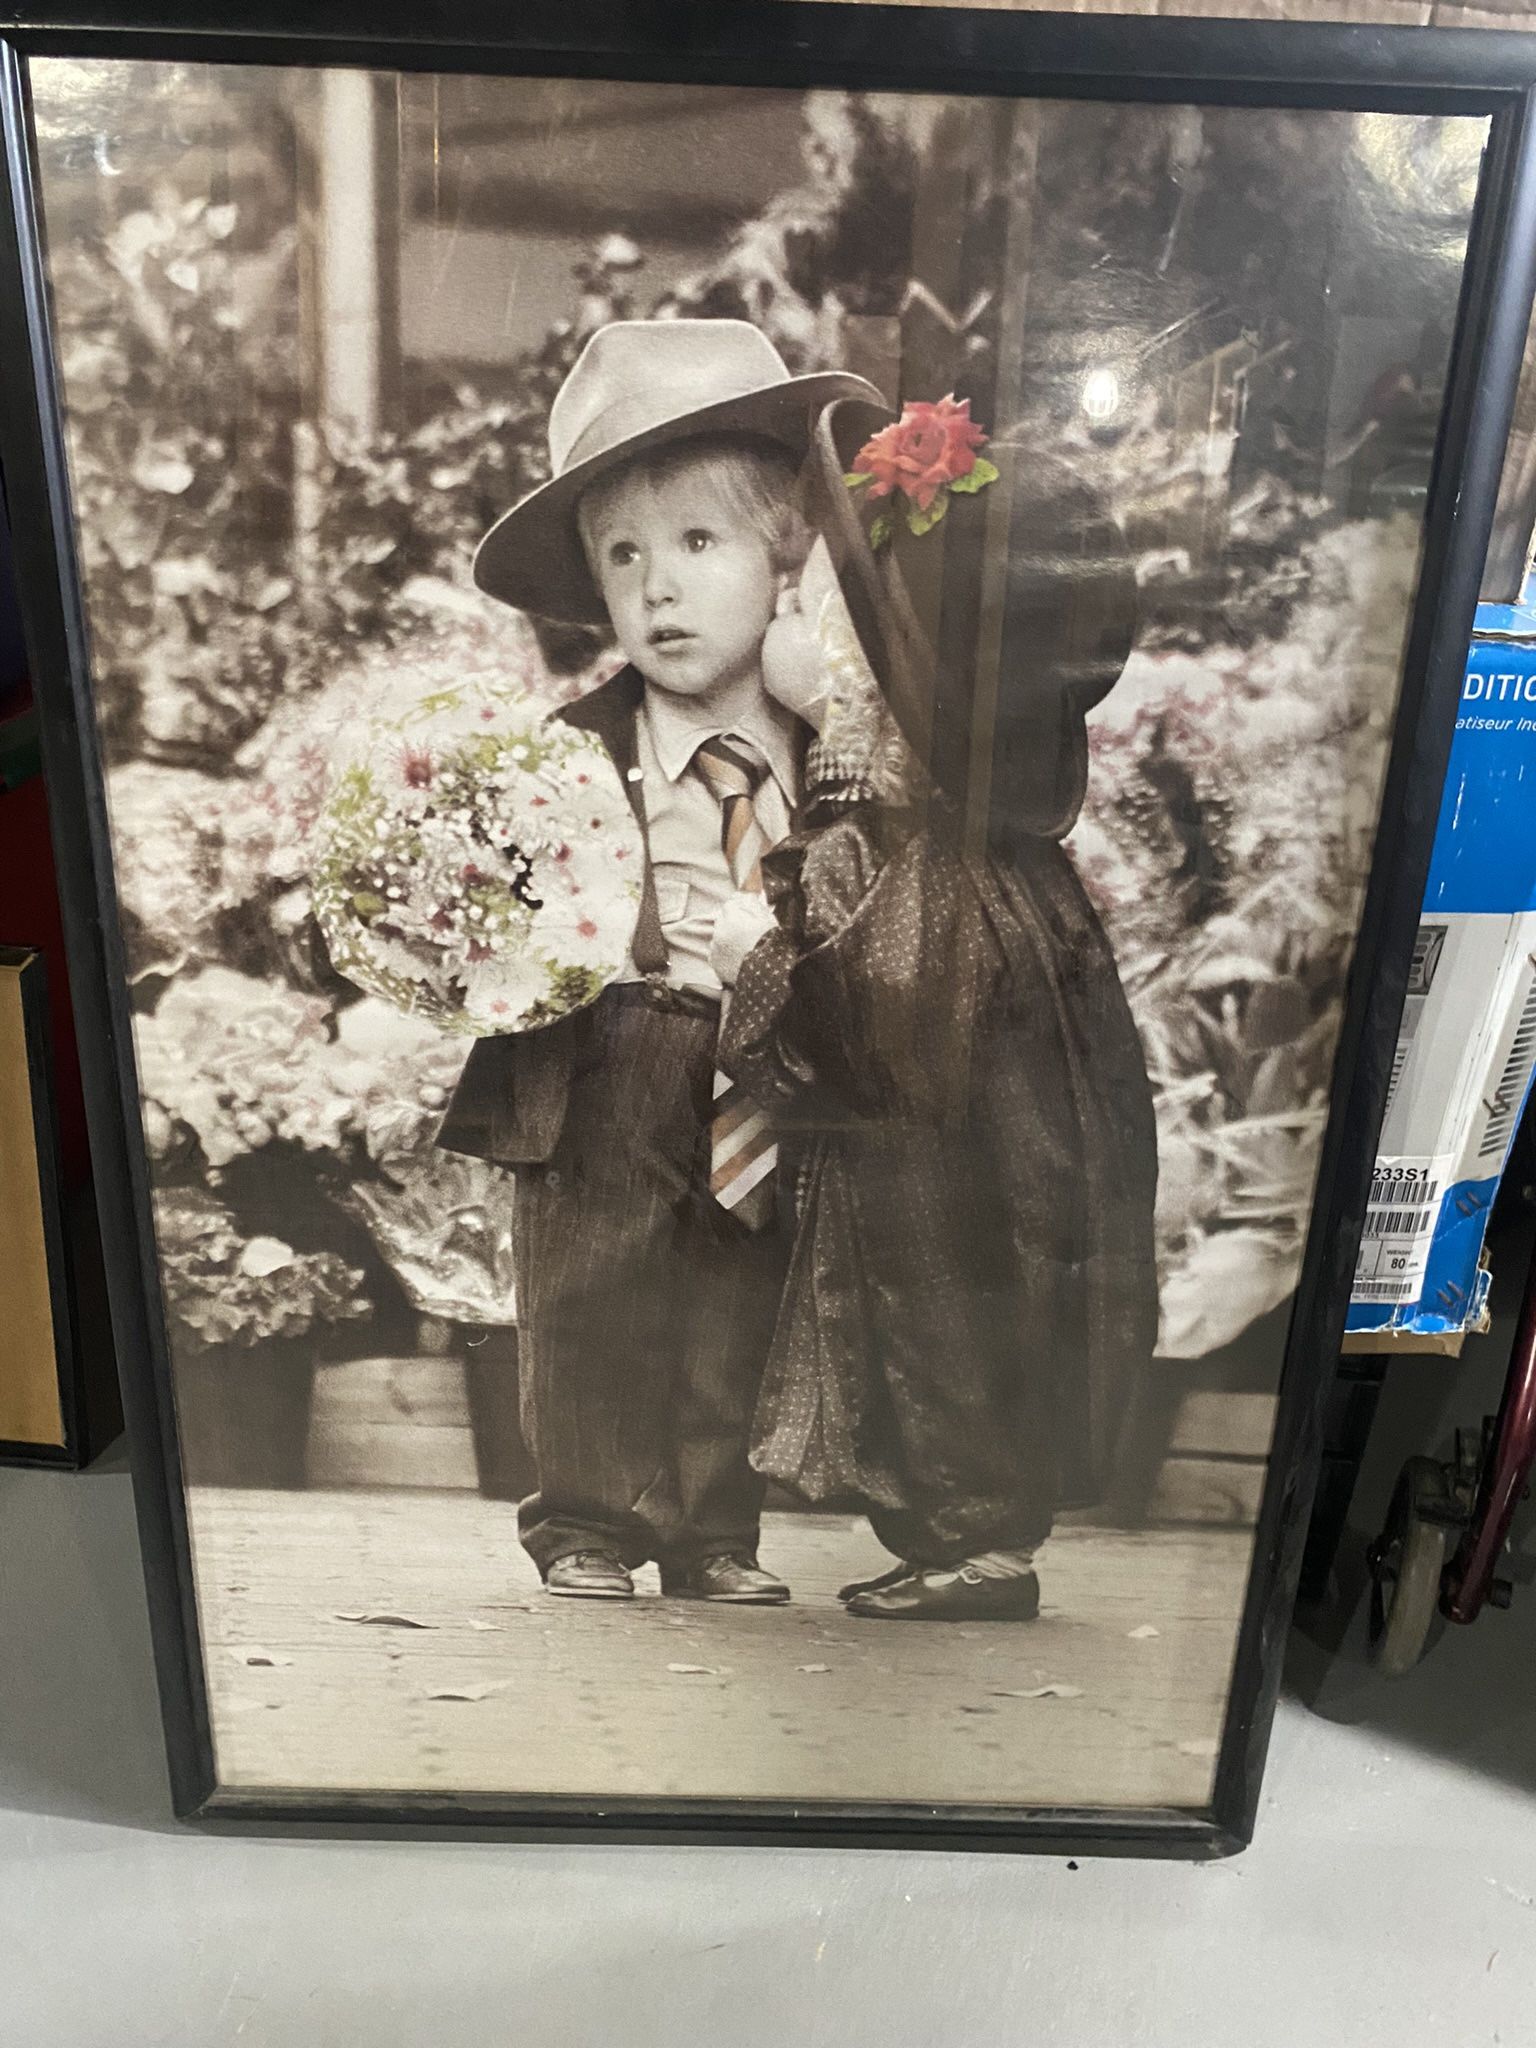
[474,369,886,626]
[807,395,930,760]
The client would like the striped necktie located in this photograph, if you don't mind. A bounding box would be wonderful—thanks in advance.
[694,733,777,1229]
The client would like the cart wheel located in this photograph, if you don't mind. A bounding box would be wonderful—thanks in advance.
[1368,1456,1451,1678]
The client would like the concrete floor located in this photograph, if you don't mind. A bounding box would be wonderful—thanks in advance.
[3,1320,1534,2045]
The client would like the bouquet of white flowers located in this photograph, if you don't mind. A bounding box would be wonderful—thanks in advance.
[312,679,641,1035]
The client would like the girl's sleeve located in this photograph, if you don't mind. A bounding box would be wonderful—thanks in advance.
[723,802,1000,1126]
[724,539,990,1121]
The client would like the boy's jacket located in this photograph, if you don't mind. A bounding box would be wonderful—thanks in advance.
[435,666,666,1168]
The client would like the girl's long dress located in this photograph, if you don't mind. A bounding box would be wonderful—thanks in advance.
[722,792,1159,1566]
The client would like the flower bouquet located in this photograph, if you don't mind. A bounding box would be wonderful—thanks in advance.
[312,680,641,1035]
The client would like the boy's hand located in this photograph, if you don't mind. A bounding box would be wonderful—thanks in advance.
[710,890,778,988]
[762,583,830,733]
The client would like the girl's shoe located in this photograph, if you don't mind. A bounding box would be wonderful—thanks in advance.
[836,1561,915,1603]
[846,1564,1040,1622]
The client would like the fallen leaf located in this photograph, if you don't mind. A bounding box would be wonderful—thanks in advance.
[991,1684,1084,1700]
[666,1662,726,1676]
[228,1647,293,1668]
[796,1663,831,1675]
[334,1611,435,1629]
[1128,1625,1161,1640]
[425,1683,508,1703]
[1178,1738,1220,1759]
[466,1619,503,1633]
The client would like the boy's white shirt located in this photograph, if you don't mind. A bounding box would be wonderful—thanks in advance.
[617,682,800,995]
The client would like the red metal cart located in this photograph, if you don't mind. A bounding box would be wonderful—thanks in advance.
[1368,1236,1536,1674]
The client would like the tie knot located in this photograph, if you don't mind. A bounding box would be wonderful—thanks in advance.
[695,732,768,801]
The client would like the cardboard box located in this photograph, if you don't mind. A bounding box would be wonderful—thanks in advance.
[1346,600,1536,1338]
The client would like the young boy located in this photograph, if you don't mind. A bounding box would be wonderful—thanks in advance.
[435,320,883,1602]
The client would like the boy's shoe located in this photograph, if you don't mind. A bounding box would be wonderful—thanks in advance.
[545,1550,635,1599]
[661,1552,790,1604]
[846,1565,1040,1622]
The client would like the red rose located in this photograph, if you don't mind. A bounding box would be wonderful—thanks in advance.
[855,395,988,512]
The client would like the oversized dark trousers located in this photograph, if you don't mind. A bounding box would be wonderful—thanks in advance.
[512,986,787,1575]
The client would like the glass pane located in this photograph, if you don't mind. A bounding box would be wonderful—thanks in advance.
[28,55,1486,1812]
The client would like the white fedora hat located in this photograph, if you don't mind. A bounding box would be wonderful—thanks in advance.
[473,319,885,626]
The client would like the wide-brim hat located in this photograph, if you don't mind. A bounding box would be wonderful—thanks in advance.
[475,319,885,627]
[807,395,1139,843]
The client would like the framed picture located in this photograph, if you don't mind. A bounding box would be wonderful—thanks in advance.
[4,2,1535,1852]
[0,946,75,1461]
[1483,295,1536,602]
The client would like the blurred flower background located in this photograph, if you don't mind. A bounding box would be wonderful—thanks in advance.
[33,65,1474,1367]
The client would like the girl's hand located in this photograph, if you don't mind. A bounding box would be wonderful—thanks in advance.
[709,889,778,987]
[762,582,830,733]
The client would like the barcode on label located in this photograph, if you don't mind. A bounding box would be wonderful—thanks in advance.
[1369,1175,1441,1207]
[1362,1206,1436,1239]
[1358,1280,1419,1302]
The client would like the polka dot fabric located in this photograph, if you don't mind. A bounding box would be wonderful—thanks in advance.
[723,797,1160,1561]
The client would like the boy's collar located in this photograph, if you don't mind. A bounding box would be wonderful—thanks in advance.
[555,664,643,750]
[553,665,803,796]
[640,678,801,796]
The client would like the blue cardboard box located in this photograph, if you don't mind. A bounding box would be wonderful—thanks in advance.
[1347,600,1536,1336]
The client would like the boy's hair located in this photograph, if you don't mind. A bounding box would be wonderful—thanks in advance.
[576,432,813,592]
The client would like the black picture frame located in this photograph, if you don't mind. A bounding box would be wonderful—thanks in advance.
[4,0,1536,1855]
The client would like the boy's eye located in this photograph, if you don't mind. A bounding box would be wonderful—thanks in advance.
[607,540,638,567]
[683,529,713,552]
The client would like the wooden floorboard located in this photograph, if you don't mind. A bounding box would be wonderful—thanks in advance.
[186,1488,1255,1812]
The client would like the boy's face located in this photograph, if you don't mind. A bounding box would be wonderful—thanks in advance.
[587,460,780,701]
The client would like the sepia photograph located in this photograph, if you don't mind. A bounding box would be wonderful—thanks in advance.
[22,51,1488,1818]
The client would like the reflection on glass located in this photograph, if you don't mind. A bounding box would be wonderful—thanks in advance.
[26,58,1486,1813]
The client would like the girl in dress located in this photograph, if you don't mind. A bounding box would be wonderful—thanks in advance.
[722,394,1160,1622]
